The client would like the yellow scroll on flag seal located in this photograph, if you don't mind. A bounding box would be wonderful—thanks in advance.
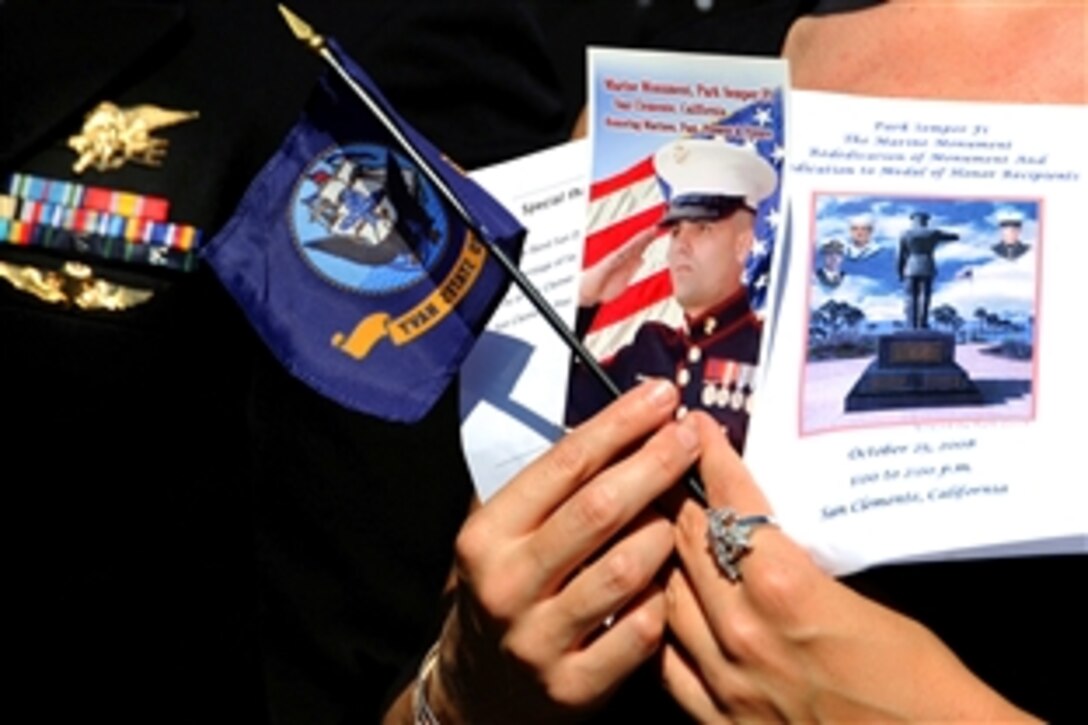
[332,234,488,359]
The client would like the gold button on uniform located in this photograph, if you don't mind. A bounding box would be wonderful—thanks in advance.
[676,368,691,387]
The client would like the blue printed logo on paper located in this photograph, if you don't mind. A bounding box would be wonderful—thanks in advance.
[289,143,449,295]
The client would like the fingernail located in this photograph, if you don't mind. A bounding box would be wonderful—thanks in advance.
[675,414,699,451]
[645,378,676,408]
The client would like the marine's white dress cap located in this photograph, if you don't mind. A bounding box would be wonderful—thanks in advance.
[653,138,777,223]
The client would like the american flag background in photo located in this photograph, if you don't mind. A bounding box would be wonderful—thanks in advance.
[581,91,785,361]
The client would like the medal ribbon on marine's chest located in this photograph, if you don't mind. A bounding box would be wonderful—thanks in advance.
[701,357,756,413]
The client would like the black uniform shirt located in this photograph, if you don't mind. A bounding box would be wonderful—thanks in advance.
[2,2,322,720]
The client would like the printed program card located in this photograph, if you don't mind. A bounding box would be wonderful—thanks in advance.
[461,140,589,501]
[747,91,1087,575]
[565,48,789,453]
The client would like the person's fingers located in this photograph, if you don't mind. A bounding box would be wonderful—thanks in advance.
[538,509,673,650]
[672,414,784,631]
[675,417,823,637]
[664,567,776,720]
[552,582,669,708]
[691,412,771,513]
[660,643,726,723]
[475,378,680,538]
[609,225,656,261]
[675,493,797,627]
[524,413,700,593]
[664,567,729,668]
[665,567,748,677]
[598,226,660,303]
[624,225,658,256]
[680,412,790,591]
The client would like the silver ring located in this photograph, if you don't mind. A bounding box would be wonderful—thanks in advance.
[706,507,778,582]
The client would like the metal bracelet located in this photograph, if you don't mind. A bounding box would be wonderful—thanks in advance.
[411,640,443,724]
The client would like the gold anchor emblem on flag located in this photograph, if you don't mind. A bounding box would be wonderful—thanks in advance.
[68,101,199,174]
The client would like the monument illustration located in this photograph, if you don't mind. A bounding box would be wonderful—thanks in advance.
[845,210,983,411]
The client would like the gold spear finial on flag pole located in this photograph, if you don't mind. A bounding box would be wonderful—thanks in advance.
[278,4,325,51]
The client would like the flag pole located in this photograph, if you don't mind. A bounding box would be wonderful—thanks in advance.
[277,5,706,503]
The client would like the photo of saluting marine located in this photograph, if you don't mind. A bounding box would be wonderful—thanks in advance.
[569,137,778,452]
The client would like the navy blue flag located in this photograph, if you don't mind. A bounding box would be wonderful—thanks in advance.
[204,39,524,422]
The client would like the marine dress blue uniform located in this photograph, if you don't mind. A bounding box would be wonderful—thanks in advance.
[574,290,761,452]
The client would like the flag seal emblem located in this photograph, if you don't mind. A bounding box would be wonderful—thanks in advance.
[290,143,449,295]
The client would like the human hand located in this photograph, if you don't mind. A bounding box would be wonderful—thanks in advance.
[662,413,1035,723]
[426,379,701,724]
[578,226,659,307]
